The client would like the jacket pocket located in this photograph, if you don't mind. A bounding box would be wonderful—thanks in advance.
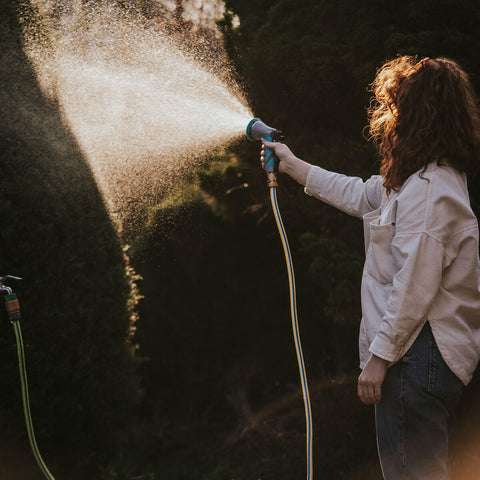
[364,222,396,285]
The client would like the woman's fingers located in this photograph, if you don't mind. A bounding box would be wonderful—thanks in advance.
[358,380,379,405]
[260,144,265,168]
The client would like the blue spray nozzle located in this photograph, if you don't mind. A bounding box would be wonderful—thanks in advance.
[246,118,277,141]
[246,118,284,174]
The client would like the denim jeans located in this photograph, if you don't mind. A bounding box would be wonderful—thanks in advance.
[375,322,463,479]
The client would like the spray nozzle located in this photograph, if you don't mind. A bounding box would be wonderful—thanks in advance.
[246,118,284,186]
[246,118,284,142]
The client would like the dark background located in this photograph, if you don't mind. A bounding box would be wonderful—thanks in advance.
[1,0,480,479]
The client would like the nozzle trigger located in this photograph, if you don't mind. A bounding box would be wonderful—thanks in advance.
[262,130,283,173]
[263,138,278,173]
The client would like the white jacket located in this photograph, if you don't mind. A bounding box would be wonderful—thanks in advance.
[305,161,480,385]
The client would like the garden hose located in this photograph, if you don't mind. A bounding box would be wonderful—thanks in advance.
[247,118,314,480]
[12,320,56,480]
[1,278,56,480]
[270,185,313,480]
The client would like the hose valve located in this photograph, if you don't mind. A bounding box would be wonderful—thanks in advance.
[1,275,22,322]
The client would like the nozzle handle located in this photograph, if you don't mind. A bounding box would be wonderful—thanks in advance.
[245,118,283,177]
[262,133,279,173]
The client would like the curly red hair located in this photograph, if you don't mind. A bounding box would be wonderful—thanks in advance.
[368,56,480,194]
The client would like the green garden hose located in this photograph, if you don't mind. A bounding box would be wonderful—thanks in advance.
[1,279,56,480]
[12,319,55,480]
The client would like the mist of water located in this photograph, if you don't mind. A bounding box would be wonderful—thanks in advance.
[22,0,253,220]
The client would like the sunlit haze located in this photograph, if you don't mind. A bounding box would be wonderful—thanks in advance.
[22,0,253,219]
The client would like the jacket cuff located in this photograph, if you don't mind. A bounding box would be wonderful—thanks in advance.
[369,334,401,362]
[304,165,328,197]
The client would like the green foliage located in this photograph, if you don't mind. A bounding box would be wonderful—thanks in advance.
[126,144,375,478]
[224,0,480,163]
[299,230,364,373]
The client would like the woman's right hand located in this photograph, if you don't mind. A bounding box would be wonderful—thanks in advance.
[260,139,312,186]
[260,140,297,173]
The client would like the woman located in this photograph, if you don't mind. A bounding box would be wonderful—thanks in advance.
[261,56,480,479]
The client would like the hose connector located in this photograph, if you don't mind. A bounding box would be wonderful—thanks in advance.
[5,293,21,322]
[1,275,22,322]
[266,172,278,188]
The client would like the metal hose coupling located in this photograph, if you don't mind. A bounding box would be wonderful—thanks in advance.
[266,171,278,188]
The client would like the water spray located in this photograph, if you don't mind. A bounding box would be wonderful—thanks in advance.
[22,1,252,219]
[0,276,55,480]
[246,119,313,480]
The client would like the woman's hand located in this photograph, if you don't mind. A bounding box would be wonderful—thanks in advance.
[357,354,388,405]
[260,140,297,173]
[260,139,312,186]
